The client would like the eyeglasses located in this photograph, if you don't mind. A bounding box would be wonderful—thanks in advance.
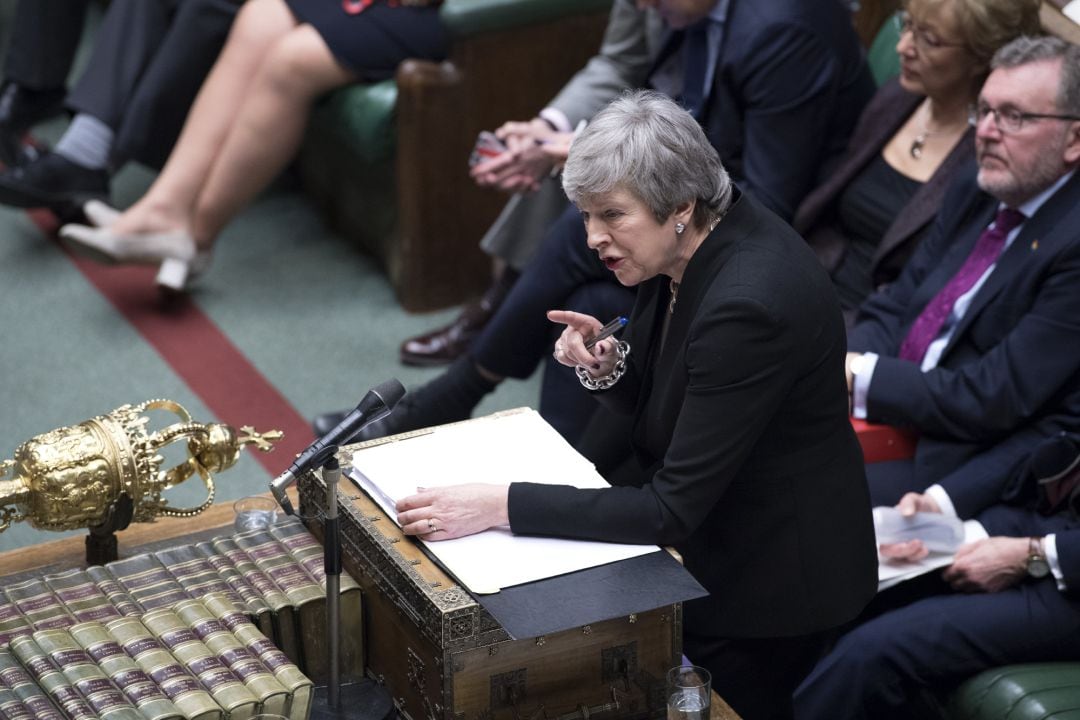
[896,11,965,52]
[969,102,1080,133]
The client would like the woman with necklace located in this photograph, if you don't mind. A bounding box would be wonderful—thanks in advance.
[394,91,878,720]
[794,0,1040,317]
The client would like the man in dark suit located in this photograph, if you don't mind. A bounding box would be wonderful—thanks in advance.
[323,0,875,441]
[844,35,1080,508]
[0,0,90,167]
[793,36,1080,720]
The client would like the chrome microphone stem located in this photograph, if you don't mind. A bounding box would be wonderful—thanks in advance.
[269,470,296,516]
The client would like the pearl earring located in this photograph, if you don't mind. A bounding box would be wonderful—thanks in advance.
[675,222,686,235]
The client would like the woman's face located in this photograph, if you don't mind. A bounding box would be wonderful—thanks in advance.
[896,1,980,101]
[579,188,685,287]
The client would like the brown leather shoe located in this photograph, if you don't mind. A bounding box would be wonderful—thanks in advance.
[399,297,493,366]
[399,268,519,366]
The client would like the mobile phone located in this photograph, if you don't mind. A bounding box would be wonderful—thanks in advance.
[468,130,508,168]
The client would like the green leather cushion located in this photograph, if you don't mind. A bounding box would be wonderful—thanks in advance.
[948,663,1080,720]
[311,78,398,165]
[441,0,613,37]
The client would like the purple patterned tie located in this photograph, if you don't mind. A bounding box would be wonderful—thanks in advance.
[898,207,1026,363]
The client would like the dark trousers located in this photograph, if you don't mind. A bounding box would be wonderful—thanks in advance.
[4,0,88,90]
[685,628,835,720]
[471,203,635,442]
[65,0,240,169]
[793,505,1080,720]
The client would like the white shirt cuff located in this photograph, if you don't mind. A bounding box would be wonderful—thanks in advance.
[1045,533,1067,591]
[539,108,573,134]
[851,352,879,419]
[924,484,958,517]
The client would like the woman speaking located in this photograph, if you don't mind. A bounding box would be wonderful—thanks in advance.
[396,91,877,719]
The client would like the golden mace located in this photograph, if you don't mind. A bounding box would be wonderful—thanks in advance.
[0,399,281,537]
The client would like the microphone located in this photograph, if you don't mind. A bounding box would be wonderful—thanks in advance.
[269,378,405,515]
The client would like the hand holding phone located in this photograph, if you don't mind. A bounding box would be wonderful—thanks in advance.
[468,130,508,168]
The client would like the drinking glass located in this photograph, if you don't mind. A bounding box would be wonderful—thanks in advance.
[667,665,711,720]
[233,496,279,532]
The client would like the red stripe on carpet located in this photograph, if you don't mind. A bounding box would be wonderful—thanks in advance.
[30,209,312,477]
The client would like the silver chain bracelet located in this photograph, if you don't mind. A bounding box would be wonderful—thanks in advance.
[575,341,630,391]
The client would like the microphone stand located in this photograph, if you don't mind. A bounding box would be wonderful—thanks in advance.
[308,447,392,720]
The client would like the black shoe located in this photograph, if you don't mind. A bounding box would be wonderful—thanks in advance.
[0,151,108,212]
[0,81,66,168]
[311,358,498,442]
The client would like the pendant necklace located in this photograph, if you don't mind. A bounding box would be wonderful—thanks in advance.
[910,105,964,160]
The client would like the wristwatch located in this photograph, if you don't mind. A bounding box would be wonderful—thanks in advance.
[1027,536,1050,579]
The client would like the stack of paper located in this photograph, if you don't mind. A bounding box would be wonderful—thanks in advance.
[347,409,657,594]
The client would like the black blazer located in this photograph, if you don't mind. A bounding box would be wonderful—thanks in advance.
[509,191,878,638]
[850,169,1080,494]
[650,0,874,222]
[793,79,976,289]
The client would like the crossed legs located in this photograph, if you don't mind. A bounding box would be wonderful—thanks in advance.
[62,0,356,287]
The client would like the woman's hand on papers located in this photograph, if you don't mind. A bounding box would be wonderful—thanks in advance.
[396,484,510,541]
[942,537,1029,593]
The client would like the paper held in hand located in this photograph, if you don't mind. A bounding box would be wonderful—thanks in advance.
[346,408,657,595]
[874,506,988,591]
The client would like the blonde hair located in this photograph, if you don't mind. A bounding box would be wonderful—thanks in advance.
[908,0,1042,74]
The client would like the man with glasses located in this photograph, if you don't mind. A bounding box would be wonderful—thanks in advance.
[793,35,1080,720]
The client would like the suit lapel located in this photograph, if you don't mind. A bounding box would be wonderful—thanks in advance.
[944,172,1080,355]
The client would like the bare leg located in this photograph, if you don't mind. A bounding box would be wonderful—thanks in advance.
[110,0,298,236]
[191,23,356,249]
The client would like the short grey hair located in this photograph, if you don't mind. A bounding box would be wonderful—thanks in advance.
[561,90,733,231]
[992,36,1080,116]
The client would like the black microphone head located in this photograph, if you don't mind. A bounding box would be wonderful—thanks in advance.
[370,378,406,411]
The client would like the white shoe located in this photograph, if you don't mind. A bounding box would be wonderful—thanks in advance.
[59,223,197,266]
[82,199,122,228]
[156,251,213,292]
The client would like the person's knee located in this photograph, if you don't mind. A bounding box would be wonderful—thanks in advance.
[227,0,293,56]
[795,624,909,719]
[258,25,351,98]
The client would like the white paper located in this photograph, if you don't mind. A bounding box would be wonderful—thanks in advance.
[347,409,657,594]
[877,519,987,591]
[1064,0,1080,24]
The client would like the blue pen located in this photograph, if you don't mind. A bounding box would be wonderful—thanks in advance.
[585,316,628,350]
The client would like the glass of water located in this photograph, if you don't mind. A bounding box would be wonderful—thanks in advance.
[667,665,711,720]
[233,496,279,533]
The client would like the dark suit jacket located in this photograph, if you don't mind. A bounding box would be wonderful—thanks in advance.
[793,79,976,291]
[849,168,1080,496]
[509,190,878,639]
[653,0,874,222]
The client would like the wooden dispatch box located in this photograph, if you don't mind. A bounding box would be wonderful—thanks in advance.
[297,445,681,720]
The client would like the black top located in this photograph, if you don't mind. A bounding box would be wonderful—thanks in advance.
[832,154,922,310]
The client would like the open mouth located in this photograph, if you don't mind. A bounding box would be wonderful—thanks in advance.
[602,257,622,271]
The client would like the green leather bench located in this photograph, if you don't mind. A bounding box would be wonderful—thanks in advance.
[297,0,613,312]
[933,664,1080,720]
